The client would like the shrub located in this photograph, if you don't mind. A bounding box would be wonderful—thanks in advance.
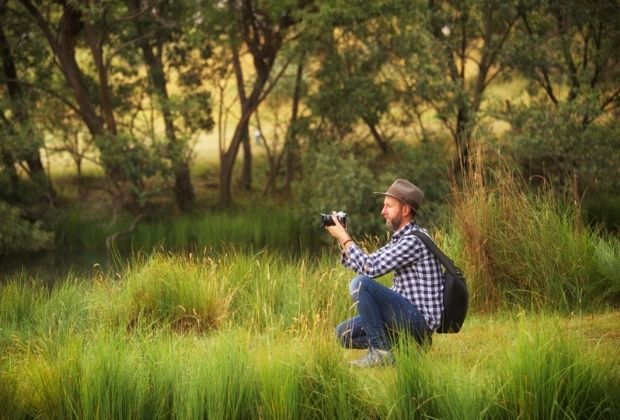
[0,201,53,255]
[293,142,381,239]
[293,139,452,240]
[504,104,620,197]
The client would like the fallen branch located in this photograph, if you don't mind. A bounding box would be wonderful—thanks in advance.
[105,212,147,252]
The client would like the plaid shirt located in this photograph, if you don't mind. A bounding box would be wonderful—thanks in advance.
[341,222,445,330]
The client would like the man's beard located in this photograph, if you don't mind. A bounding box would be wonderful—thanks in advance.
[385,214,402,232]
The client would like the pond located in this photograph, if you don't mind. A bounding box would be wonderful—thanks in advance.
[0,249,127,287]
[0,242,327,287]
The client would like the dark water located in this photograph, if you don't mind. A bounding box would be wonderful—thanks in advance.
[0,244,326,287]
[0,250,120,287]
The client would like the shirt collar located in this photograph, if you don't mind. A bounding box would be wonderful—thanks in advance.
[392,221,417,241]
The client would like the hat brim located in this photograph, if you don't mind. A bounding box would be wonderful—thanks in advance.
[373,192,419,210]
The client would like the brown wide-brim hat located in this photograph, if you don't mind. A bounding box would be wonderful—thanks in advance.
[374,179,424,211]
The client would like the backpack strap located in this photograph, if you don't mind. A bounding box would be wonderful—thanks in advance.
[410,231,458,275]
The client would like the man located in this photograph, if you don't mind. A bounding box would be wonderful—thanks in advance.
[325,179,444,367]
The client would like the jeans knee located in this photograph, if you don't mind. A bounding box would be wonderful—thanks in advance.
[335,323,349,346]
[349,275,370,299]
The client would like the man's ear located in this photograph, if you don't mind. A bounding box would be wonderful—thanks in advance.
[402,204,412,217]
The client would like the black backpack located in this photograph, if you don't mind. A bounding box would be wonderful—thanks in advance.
[411,231,468,333]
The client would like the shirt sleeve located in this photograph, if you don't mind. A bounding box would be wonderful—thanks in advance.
[340,236,423,278]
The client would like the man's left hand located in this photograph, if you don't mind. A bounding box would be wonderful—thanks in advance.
[325,214,352,246]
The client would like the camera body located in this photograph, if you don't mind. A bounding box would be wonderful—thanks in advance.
[320,211,347,228]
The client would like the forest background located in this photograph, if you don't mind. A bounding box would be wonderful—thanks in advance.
[1,0,618,257]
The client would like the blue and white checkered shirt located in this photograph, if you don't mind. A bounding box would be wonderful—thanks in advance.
[341,222,445,330]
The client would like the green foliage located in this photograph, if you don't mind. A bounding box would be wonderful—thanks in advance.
[499,0,620,199]
[53,206,314,252]
[503,103,620,195]
[0,201,53,255]
[292,138,452,241]
[1,242,619,417]
[101,254,232,333]
[131,207,312,251]
[583,194,620,232]
[94,133,170,201]
[0,276,45,332]
[1,267,618,420]
[293,142,382,238]
[374,140,452,226]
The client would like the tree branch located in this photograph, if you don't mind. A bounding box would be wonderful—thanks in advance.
[0,77,82,117]
[517,4,558,105]
[257,53,294,104]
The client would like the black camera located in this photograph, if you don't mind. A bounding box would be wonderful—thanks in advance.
[320,211,347,228]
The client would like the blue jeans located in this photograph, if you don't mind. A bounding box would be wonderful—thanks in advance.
[335,275,431,350]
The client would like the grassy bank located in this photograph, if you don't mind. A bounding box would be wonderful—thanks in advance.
[1,252,619,419]
[54,206,315,253]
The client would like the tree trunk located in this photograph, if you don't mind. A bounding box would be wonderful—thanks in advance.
[134,3,195,210]
[219,100,258,207]
[0,11,54,199]
[283,58,304,190]
[240,126,252,190]
[0,150,19,196]
[83,21,117,135]
[218,0,291,206]
[232,46,252,191]
[219,73,264,206]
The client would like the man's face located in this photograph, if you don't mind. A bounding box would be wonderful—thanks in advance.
[381,196,407,232]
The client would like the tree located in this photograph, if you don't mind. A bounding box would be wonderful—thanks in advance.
[404,0,518,170]
[501,0,620,195]
[297,0,519,172]
[203,0,309,207]
[510,0,620,119]
[130,0,200,210]
[300,1,396,152]
[0,0,54,202]
[255,54,307,194]
[17,0,124,186]
[15,0,209,211]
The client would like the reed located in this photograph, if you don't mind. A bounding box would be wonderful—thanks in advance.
[449,159,620,312]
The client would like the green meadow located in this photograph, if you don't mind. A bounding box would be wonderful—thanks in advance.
[1,250,618,419]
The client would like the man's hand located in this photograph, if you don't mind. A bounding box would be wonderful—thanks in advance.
[325,214,353,248]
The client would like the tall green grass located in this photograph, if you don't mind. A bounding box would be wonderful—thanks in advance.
[1,253,618,419]
[84,250,351,334]
[492,328,619,419]
[449,162,620,312]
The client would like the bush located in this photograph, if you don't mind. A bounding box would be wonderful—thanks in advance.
[293,139,452,241]
[373,139,452,227]
[504,103,620,197]
[0,201,53,255]
[293,142,382,239]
